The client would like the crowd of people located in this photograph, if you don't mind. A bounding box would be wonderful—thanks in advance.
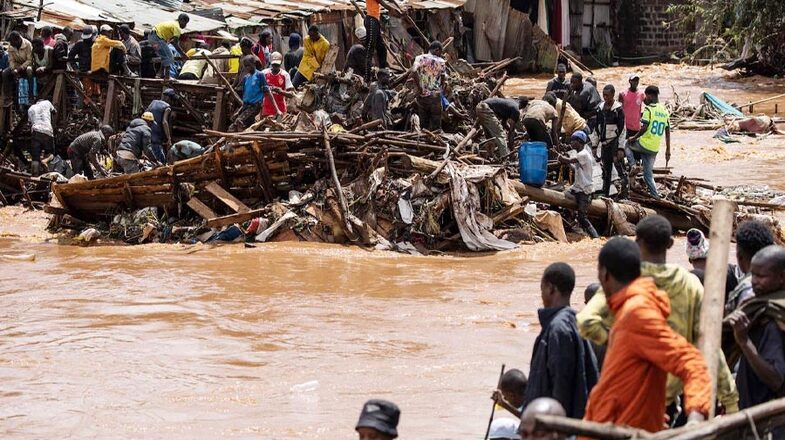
[351,217,785,438]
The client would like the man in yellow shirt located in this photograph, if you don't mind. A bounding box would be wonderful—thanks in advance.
[626,85,670,198]
[293,25,330,88]
[543,91,588,138]
[148,13,189,79]
[91,25,127,75]
[228,37,253,74]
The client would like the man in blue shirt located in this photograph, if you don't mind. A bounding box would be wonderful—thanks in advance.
[229,55,268,132]
[145,88,176,163]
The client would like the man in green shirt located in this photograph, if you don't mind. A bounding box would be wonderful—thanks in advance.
[626,85,670,198]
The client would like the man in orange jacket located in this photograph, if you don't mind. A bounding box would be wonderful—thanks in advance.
[583,237,711,433]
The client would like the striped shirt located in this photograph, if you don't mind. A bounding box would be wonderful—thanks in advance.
[69,130,105,155]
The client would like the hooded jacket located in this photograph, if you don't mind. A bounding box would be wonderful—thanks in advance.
[117,118,153,160]
[577,262,739,412]
[583,277,711,433]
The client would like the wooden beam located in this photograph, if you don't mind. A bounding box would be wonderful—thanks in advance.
[247,141,274,203]
[122,182,135,210]
[204,181,250,213]
[102,78,116,126]
[214,146,229,188]
[534,414,651,439]
[187,197,218,220]
[206,208,267,228]
[213,90,226,132]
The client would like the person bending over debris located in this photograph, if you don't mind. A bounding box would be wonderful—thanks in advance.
[168,140,204,163]
[261,52,294,117]
[355,399,400,440]
[475,96,527,159]
[149,14,190,79]
[583,237,711,433]
[179,42,211,81]
[546,63,569,97]
[145,89,176,163]
[114,112,156,174]
[557,131,598,238]
[522,98,558,149]
[293,25,331,88]
[524,263,598,419]
[518,397,567,440]
[627,85,670,199]
[410,41,447,131]
[491,368,529,418]
[229,55,270,132]
[67,125,114,179]
[345,27,367,75]
[567,73,601,130]
[542,92,588,140]
[362,68,394,128]
[28,99,56,176]
[727,245,785,410]
[593,84,628,198]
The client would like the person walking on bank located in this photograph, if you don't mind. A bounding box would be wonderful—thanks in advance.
[626,85,670,198]
[619,74,644,143]
[593,84,628,198]
[475,96,527,160]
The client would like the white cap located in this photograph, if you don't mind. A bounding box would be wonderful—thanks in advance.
[355,26,367,40]
[629,73,640,81]
[100,24,112,33]
[270,51,283,65]
[489,418,521,440]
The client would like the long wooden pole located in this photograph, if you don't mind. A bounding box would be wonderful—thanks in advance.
[484,364,506,440]
[735,92,785,110]
[697,197,736,418]
[323,129,354,237]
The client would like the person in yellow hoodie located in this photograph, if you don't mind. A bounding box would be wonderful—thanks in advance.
[577,215,739,423]
[292,25,330,88]
[91,25,128,76]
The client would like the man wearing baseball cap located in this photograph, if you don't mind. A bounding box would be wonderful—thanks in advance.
[91,24,128,76]
[261,51,294,116]
[619,73,644,144]
[115,112,156,174]
[345,27,367,75]
[557,130,599,238]
[355,399,400,440]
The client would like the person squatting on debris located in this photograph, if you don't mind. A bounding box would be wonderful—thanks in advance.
[178,41,211,81]
[27,99,56,176]
[583,237,711,433]
[521,97,559,149]
[557,131,599,238]
[410,41,447,132]
[145,88,176,163]
[148,14,190,80]
[229,55,270,132]
[592,84,628,198]
[168,140,204,164]
[523,263,598,419]
[475,96,527,160]
[67,125,114,179]
[362,68,394,128]
[579,215,740,418]
[492,368,529,418]
[546,63,569,97]
[627,85,670,199]
[262,52,295,117]
[363,0,388,81]
[345,27,368,75]
[114,112,156,174]
[725,220,776,314]
[293,25,331,89]
[355,399,400,440]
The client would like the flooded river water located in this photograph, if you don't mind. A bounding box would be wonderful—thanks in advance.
[2,65,785,438]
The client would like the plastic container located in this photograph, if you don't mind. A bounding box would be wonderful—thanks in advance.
[519,141,548,187]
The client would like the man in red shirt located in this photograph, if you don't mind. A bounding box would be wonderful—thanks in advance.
[252,30,273,68]
[261,51,294,117]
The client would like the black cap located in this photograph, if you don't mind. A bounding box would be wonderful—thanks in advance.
[355,399,400,438]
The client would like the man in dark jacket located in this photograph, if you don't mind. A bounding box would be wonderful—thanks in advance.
[568,72,601,130]
[593,84,628,198]
[523,262,599,419]
[114,112,156,174]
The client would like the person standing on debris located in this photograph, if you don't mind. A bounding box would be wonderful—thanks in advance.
[2,32,33,105]
[68,26,96,106]
[168,140,204,163]
[593,84,628,198]
[40,26,55,48]
[518,397,567,440]
[293,25,331,88]
[362,68,394,128]
[727,245,785,410]
[31,38,53,81]
[27,99,56,176]
[252,30,273,69]
[145,89,176,163]
[138,30,157,79]
[355,399,400,440]
[546,63,570,97]
[52,33,69,71]
[118,25,141,75]
[475,96,527,160]
[229,55,270,131]
[491,368,528,418]
[149,14,190,80]
[262,52,294,117]
[578,215,740,418]
[284,32,303,79]
[363,0,389,81]
[92,24,129,77]
[726,220,776,314]
[524,263,599,419]
[115,112,156,173]
[522,98,558,149]
[542,92,588,140]
[567,73,601,130]
[67,125,114,179]
[583,237,711,433]
[557,131,599,238]
[178,41,211,81]
[345,27,367,75]
[229,37,254,75]
[626,85,670,199]
[410,41,447,131]
[619,74,644,144]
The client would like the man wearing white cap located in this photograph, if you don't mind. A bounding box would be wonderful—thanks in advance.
[345,27,367,75]
[618,73,644,141]
[91,24,129,76]
[489,418,521,440]
[261,51,294,116]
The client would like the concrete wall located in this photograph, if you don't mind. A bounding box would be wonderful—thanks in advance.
[613,0,687,57]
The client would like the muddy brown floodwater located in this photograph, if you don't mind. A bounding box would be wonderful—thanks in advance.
[2,65,785,438]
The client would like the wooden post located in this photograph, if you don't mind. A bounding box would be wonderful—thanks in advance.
[102,78,116,126]
[697,198,736,418]
[213,90,226,132]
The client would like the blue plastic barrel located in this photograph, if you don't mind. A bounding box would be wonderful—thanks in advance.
[519,141,548,187]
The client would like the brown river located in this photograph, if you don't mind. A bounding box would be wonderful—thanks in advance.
[2,65,785,438]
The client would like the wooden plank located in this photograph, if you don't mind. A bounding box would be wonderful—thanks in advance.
[206,208,267,229]
[187,197,218,219]
[319,45,340,74]
[204,181,250,213]
[122,182,135,209]
[214,146,229,188]
[52,73,65,118]
[250,141,274,202]
[102,79,116,127]
[213,90,226,132]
